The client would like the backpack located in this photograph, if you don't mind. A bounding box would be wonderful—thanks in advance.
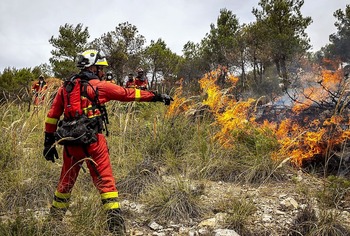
[55,74,109,146]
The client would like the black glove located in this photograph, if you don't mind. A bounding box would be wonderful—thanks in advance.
[43,132,59,163]
[152,92,174,105]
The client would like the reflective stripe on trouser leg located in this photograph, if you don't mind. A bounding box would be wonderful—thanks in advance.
[101,191,120,210]
[52,190,71,209]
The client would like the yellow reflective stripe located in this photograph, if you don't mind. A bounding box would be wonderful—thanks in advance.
[52,200,70,209]
[135,89,141,101]
[46,117,58,125]
[103,202,120,210]
[83,105,92,111]
[101,191,118,200]
[55,190,71,199]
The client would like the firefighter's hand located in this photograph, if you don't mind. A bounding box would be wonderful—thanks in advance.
[43,132,59,163]
[152,92,174,105]
[43,145,59,163]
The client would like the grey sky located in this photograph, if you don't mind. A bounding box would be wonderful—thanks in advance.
[0,0,348,72]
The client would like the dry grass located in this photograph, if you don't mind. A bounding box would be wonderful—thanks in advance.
[214,195,256,235]
[288,205,350,236]
[117,158,161,200]
[288,204,318,236]
[310,210,350,236]
[316,175,350,209]
[0,98,348,235]
[140,178,204,224]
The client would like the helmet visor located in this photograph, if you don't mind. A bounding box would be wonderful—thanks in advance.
[97,50,106,60]
[95,50,108,66]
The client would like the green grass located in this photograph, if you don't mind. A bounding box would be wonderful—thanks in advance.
[0,99,348,235]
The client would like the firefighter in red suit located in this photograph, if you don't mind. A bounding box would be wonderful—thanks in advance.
[32,75,47,105]
[134,68,148,90]
[125,73,135,88]
[43,49,172,235]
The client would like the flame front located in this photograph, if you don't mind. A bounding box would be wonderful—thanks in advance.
[166,66,350,167]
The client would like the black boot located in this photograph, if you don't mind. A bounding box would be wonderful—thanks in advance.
[106,209,126,235]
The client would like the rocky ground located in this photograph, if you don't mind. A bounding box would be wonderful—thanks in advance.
[122,171,350,236]
[2,169,348,235]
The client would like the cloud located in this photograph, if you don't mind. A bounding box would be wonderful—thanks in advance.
[302,0,347,51]
[0,0,348,71]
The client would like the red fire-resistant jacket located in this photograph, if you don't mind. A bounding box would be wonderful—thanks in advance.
[45,78,155,132]
[134,78,148,90]
[32,80,47,93]
[32,80,47,105]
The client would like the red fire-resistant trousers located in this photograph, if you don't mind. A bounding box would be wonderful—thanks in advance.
[56,133,116,195]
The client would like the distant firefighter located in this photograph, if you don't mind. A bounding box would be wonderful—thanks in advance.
[105,71,116,84]
[134,68,148,90]
[32,74,47,105]
[125,72,135,88]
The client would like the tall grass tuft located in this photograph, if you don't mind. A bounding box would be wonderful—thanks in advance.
[288,206,350,236]
[141,178,203,224]
[214,195,256,235]
[117,158,161,200]
[310,210,350,236]
[288,204,318,236]
[316,175,350,209]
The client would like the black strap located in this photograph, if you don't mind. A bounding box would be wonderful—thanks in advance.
[81,81,110,136]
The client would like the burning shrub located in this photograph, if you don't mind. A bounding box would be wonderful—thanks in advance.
[167,66,350,176]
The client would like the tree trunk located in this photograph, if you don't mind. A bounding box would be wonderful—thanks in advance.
[240,50,246,88]
[280,55,288,81]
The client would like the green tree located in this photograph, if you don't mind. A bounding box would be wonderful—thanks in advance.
[252,0,312,85]
[49,23,90,79]
[0,67,35,103]
[201,8,240,69]
[177,41,209,93]
[94,22,145,85]
[326,4,350,62]
[144,38,180,90]
[0,67,16,91]
[234,26,250,89]
[31,64,52,80]
[243,21,274,89]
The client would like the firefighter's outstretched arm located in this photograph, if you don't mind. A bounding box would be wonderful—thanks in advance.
[97,82,173,106]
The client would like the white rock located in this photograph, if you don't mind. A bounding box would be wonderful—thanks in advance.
[198,217,216,227]
[148,221,163,230]
[214,228,240,236]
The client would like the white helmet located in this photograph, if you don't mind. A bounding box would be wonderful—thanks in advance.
[77,49,108,68]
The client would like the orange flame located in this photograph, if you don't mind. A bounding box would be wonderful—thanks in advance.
[166,78,192,117]
[166,65,350,167]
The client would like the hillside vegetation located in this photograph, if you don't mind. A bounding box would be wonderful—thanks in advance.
[0,70,350,236]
